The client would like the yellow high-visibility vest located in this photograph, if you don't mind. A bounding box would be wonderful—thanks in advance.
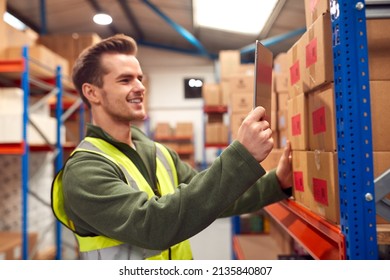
[52,137,193,260]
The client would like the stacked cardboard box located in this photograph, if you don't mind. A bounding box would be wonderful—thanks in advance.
[229,74,254,141]
[38,33,102,77]
[154,122,195,167]
[213,49,280,170]
[202,82,229,145]
[283,0,390,225]
[273,52,289,148]
[0,8,70,79]
[0,231,37,260]
[0,88,66,145]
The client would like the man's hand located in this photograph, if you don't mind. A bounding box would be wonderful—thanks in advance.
[276,140,293,189]
[236,106,274,163]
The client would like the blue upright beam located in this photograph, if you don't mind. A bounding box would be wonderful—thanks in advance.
[55,66,64,260]
[331,0,378,259]
[39,0,47,34]
[21,46,30,260]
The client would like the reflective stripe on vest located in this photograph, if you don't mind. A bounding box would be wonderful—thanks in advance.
[52,137,192,260]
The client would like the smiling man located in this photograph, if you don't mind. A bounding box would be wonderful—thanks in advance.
[51,34,293,260]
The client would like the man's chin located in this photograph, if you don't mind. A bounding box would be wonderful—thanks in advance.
[131,112,147,121]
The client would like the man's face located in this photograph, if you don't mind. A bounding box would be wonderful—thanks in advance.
[96,53,146,123]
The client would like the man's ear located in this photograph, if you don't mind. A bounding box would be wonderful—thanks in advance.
[82,83,100,105]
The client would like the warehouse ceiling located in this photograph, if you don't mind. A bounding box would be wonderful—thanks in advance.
[6,0,307,62]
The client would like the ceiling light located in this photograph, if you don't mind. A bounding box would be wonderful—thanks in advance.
[93,13,113,25]
[188,79,203,88]
[193,0,279,35]
[3,12,27,30]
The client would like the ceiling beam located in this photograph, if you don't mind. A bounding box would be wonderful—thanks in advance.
[139,41,217,59]
[240,27,306,55]
[39,0,47,35]
[141,0,212,59]
[86,0,121,35]
[6,4,41,33]
[116,0,144,41]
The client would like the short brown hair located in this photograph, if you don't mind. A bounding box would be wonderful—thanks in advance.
[72,34,138,108]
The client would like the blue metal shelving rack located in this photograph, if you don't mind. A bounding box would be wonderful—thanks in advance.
[17,46,64,259]
[21,46,31,261]
[54,66,64,260]
[331,0,378,259]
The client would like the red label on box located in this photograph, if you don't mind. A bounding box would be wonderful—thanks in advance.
[293,171,304,192]
[312,106,326,134]
[313,178,328,206]
[291,114,301,136]
[289,61,300,85]
[306,38,318,68]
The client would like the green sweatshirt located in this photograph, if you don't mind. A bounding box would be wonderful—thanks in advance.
[60,124,291,251]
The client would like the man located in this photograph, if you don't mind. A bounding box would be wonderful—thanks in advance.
[51,34,293,260]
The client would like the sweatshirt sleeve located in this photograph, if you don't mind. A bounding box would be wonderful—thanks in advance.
[61,140,269,250]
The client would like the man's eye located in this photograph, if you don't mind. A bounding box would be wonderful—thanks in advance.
[119,79,130,83]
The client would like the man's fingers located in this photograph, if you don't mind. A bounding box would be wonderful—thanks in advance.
[244,106,266,123]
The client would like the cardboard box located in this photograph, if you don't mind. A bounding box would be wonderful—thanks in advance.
[308,83,337,152]
[230,112,247,141]
[373,151,390,224]
[278,129,288,148]
[303,12,334,92]
[304,0,329,29]
[202,83,221,106]
[277,92,289,111]
[367,19,390,80]
[292,151,311,209]
[278,110,288,131]
[271,109,277,132]
[154,122,173,140]
[4,23,38,48]
[287,93,309,151]
[0,231,38,260]
[177,143,194,154]
[287,38,306,98]
[0,113,65,145]
[237,63,255,76]
[274,72,289,93]
[38,32,101,74]
[220,80,231,106]
[307,151,340,224]
[219,50,241,80]
[29,114,65,145]
[175,122,193,139]
[0,45,69,78]
[261,149,283,171]
[273,52,288,74]
[370,81,390,151]
[0,0,7,51]
[229,75,254,93]
[205,122,229,144]
[230,92,253,113]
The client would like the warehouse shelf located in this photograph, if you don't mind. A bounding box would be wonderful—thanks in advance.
[203,105,228,114]
[265,199,345,260]
[232,1,387,260]
[155,134,195,167]
[0,142,25,155]
[202,104,230,169]
[0,46,66,260]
